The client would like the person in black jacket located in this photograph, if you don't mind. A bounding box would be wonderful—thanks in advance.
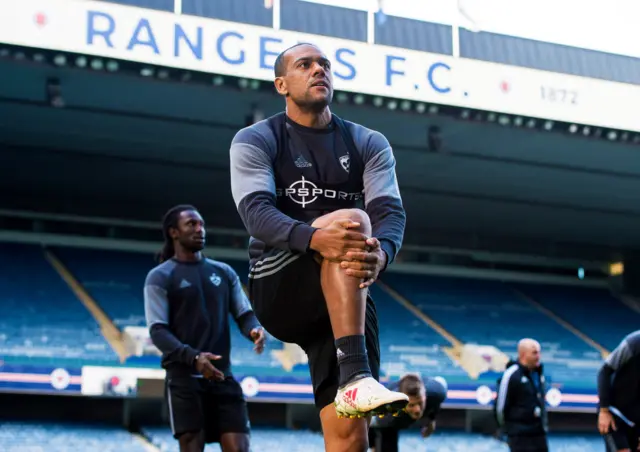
[597,330,640,452]
[368,373,448,452]
[495,338,548,452]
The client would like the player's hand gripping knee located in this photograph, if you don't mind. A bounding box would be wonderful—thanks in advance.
[195,353,225,381]
[340,237,387,289]
[309,219,369,262]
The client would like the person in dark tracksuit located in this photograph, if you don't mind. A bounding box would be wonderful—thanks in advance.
[495,338,548,452]
[368,374,448,452]
[143,205,267,452]
[597,330,640,452]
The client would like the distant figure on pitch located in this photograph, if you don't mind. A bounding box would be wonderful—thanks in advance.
[495,338,548,452]
[144,205,266,452]
[597,330,640,452]
[368,374,448,452]
[230,42,408,451]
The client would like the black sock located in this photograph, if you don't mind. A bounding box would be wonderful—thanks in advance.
[335,335,371,387]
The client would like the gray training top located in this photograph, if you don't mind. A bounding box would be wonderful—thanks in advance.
[229,112,406,269]
[144,257,260,376]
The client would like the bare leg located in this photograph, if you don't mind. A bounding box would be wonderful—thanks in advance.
[220,433,250,452]
[311,208,371,340]
[178,431,205,452]
[320,402,370,452]
[312,209,409,419]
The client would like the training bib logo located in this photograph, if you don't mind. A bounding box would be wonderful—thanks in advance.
[210,273,221,286]
[276,176,363,208]
[339,155,350,173]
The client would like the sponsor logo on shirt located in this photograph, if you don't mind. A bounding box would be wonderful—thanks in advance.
[276,176,363,208]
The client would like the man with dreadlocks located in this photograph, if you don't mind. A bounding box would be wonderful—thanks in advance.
[143,204,266,452]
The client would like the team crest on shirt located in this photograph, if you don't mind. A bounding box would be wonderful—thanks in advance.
[210,273,221,286]
[339,155,350,173]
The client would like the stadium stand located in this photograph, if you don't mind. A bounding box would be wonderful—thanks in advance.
[141,425,605,452]
[0,420,606,452]
[0,421,149,452]
[52,247,299,376]
[369,284,468,382]
[49,246,473,381]
[1,243,613,390]
[0,419,609,452]
[514,282,640,351]
[143,426,327,452]
[52,248,157,330]
[380,273,604,388]
[0,243,116,365]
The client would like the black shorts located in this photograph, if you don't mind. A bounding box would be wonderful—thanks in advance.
[247,250,381,409]
[507,434,548,452]
[165,375,250,443]
[604,413,639,452]
[368,428,399,452]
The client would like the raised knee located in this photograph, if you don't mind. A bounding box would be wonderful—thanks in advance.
[311,208,371,234]
[346,209,370,229]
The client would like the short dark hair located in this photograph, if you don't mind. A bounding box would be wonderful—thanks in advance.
[274,42,319,78]
[157,204,198,263]
[398,373,424,398]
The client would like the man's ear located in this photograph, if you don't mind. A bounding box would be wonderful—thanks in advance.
[274,77,288,96]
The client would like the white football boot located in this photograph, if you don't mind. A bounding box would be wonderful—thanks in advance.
[334,376,409,419]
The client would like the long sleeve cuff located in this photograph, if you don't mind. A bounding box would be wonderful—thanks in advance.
[237,311,261,339]
[290,223,317,253]
[379,239,395,272]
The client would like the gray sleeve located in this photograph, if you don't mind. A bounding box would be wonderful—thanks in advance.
[361,131,403,206]
[144,268,169,327]
[223,264,253,319]
[230,125,317,253]
[219,262,261,338]
[359,128,406,267]
[605,338,633,371]
[229,128,277,208]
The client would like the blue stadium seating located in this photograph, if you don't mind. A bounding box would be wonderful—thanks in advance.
[0,421,148,452]
[0,243,116,363]
[514,282,640,352]
[370,284,468,382]
[0,242,624,392]
[0,421,605,452]
[143,426,328,452]
[53,247,296,376]
[51,247,471,381]
[402,430,604,452]
[381,273,603,388]
[143,425,605,452]
[54,248,157,329]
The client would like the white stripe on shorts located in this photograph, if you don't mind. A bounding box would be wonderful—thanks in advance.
[167,386,176,435]
[250,251,292,275]
[252,250,288,268]
[249,253,301,279]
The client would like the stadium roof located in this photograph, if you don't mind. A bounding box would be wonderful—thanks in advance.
[1,57,639,258]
